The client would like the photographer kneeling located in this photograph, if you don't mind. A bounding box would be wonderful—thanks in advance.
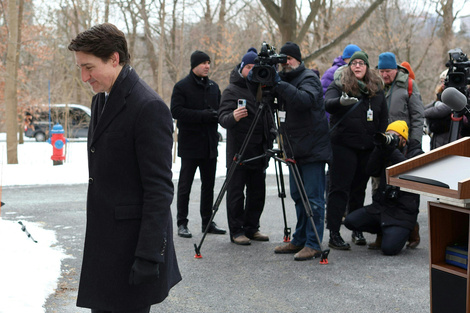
[343,120,423,255]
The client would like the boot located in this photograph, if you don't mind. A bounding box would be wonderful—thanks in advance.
[351,230,367,245]
[407,222,420,249]
[328,231,351,250]
[368,234,382,250]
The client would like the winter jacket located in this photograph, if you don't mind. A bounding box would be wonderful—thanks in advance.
[325,69,388,150]
[77,65,181,310]
[275,63,332,165]
[219,65,274,169]
[424,99,451,149]
[321,56,346,97]
[384,66,424,143]
[171,70,221,159]
[364,139,424,230]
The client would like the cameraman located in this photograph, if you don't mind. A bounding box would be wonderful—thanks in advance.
[272,42,332,261]
[343,121,424,255]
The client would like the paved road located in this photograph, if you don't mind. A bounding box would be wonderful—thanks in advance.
[1,175,432,313]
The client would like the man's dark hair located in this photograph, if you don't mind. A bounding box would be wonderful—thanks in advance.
[68,23,130,65]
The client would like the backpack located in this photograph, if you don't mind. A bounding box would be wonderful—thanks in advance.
[407,78,413,98]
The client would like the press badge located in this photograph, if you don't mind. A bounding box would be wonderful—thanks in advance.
[367,108,373,121]
[278,111,286,122]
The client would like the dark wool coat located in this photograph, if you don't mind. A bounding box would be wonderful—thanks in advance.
[325,79,389,150]
[171,70,221,159]
[275,63,332,165]
[77,65,181,311]
[218,65,274,169]
[365,139,424,230]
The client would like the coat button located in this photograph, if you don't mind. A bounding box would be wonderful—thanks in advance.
[89,178,94,184]
[90,147,96,153]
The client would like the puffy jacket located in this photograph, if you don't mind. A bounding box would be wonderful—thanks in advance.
[321,56,346,97]
[275,63,332,165]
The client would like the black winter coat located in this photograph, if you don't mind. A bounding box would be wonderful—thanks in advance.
[325,82,388,150]
[275,63,332,164]
[171,70,221,159]
[365,139,424,230]
[219,65,274,169]
[77,66,181,311]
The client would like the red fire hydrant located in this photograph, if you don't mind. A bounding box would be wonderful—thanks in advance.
[48,123,67,166]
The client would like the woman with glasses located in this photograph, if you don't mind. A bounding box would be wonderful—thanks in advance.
[324,51,388,250]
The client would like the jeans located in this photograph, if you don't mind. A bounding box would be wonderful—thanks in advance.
[289,161,326,251]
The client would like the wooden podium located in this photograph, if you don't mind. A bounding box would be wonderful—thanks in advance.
[386,137,470,313]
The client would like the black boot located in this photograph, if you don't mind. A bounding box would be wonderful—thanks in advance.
[329,231,351,250]
[351,230,367,245]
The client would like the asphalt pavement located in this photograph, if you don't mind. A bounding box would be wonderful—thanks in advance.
[1,174,432,313]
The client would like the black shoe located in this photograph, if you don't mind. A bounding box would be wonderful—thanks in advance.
[328,231,351,250]
[203,222,226,234]
[178,225,192,238]
[351,231,367,246]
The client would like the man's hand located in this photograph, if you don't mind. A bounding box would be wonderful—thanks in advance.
[233,106,248,122]
[129,258,159,285]
[340,92,359,106]
[201,109,218,123]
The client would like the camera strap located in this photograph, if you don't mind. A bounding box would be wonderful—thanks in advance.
[329,99,363,133]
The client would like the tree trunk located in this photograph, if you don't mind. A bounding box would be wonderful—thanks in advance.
[158,0,166,96]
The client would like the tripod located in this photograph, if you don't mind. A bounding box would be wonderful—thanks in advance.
[194,84,330,264]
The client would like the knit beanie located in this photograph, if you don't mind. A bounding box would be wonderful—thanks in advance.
[191,50,210,69]
[280,42,302,62]
[348,51,369,67]
[240,47,258,70]
[400,61,415,80]
[342,44,361,59]
[386,120,409,141]
[378,52,397,69]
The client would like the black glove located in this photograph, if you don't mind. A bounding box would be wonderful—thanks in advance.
[201,109,218,123]
[129,257,159,285]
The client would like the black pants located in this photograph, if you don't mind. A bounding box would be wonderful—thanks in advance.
[344,207,411,255]
[226,166,266,238]
[176,157,216,227]
[91,305,151,313]
[326,144,371,232]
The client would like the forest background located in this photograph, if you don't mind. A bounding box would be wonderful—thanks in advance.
[2,0,470,164]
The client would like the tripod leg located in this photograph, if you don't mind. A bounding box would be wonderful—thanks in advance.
[274,158,291,242]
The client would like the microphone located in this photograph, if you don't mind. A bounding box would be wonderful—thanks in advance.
[441,87,469,114]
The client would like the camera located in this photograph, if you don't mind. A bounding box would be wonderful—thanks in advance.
[384,185,400,200]
[250,42,287,86]
[445,48,470,95]
[373,132,399,147]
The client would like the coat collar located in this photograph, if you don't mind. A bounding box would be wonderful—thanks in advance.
[90,65,137,145]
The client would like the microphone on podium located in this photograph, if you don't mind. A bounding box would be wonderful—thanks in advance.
[441,87,470,117]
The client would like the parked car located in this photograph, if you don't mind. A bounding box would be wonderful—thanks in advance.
[24,104,91,142]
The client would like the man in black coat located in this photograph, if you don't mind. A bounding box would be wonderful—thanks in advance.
[171,50,226,238]
[272,42,332,261]
[68,23,181,312]
[344,120,423,255]
[219,48,274,245]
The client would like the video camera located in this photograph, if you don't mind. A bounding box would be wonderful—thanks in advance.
[250,42,287,86]
[445,48,470,95]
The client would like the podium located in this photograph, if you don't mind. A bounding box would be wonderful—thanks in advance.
[386,137,470,313]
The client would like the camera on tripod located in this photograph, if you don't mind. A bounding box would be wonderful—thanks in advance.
[373,132,399,148]
[445,48,470,95]
[250,42,287,86]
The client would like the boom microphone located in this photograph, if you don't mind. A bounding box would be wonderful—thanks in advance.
[441,87,469,113]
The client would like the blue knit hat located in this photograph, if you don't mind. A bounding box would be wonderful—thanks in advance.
[342,44,361,59]
[240,47,258,70]
[378,52,397,69]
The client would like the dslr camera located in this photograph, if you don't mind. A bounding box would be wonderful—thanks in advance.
[250,42,287,86]
[445,48,470,95]
[373,132,399,148]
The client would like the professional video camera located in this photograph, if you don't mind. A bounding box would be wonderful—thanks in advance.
[373,132,399,148]
[250,42,287,86]
[445,48,470,95]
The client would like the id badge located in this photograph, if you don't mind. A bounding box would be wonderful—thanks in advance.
[367,109,373,121]
[278,111,286,122]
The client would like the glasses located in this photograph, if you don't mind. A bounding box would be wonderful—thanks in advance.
[351,61,366,67]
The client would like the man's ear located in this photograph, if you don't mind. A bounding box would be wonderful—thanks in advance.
[110,51,120,67]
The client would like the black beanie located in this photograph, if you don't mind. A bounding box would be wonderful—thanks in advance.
[191,50,210,69]
[280,42,302,62]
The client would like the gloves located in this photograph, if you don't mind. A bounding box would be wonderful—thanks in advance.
[340,92,359,106]
[201,109,218,123]
[129,257,159,285]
